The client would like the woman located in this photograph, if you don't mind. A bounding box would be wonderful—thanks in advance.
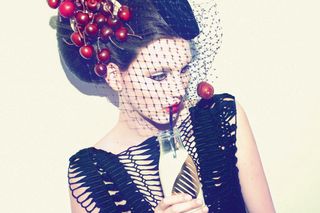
[50,0,275,212]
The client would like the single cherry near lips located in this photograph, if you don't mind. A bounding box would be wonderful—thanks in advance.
[79,45,94,59]
[58,1,76,18]
[47,0,60,9]
[197,81,214,99]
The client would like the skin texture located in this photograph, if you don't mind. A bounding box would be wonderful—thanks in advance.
[69,38,276,212]
[235,101,276,212]
[108,38,192,128]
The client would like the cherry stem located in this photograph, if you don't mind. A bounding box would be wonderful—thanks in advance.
[128,33,143,40]
[80,0,86,10]
[109,37,124,50]
[125,24,143,40]
[102,2,113,16]
[76,25,87,44]
[125,23,135,33]
[62,38,75,46]
[97,38,101,51]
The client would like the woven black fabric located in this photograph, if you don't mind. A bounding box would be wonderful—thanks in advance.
[68,93,247,213]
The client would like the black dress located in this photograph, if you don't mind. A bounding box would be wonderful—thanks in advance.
[68,93,247,213]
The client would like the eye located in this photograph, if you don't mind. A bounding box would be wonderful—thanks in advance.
[150,72,168,81]
[180,65,190,74]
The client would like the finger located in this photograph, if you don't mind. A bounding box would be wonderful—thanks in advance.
[167,199,204,213]
[158,193,192,210]
[193,206,209,213]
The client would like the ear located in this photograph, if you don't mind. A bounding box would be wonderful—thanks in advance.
[104,63,123,92]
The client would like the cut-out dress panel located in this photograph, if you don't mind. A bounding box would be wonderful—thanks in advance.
[68,94,247,213]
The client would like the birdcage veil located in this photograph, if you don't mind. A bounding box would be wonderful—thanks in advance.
[51,0,222,130]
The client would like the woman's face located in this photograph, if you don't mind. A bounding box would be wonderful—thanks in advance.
[119,38,192,125]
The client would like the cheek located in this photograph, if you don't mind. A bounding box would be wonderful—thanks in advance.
[122,77,168,110]
[181,73,191,89]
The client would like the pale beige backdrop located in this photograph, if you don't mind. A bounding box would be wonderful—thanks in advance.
[0,0,319,212]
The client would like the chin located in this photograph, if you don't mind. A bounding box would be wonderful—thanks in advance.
[139,111,181,130]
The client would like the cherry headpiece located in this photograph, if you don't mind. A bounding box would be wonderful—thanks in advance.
[48,0,142,78]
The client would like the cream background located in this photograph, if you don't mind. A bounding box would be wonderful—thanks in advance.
[0,0,319,212]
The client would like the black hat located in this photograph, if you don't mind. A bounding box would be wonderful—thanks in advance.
[152,0,200,40]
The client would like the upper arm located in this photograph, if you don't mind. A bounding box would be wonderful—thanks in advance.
[69,188,91,213]
[235,101,276,213]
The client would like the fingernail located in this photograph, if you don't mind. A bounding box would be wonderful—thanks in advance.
[202,206,209,212]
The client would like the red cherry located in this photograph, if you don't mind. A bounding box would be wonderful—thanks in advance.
[79,45,94,59]
[75,12,90,26]
[117,5,132,21]
[58,1,76,18]
[97,49,111,62]
[86,0,100,12]
[100,1,114,16]
[197,81,214,99]
[70,32,84,47]
[93,13,107,27]
[85,23,99,37]
[94,63,107,77]
[47,0,60,9]
[115,27,128,42]
[100,26,114,41]
[107,16,121,29]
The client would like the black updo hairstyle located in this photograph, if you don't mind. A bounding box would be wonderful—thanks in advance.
[56,0,199,103]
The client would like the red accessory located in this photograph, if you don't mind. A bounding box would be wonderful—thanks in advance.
[197,81,214,100]
[59,1,76,18]
[48,0,142,78]
[48,0,60,9]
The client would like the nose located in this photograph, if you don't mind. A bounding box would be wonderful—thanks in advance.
[168,73,186,98]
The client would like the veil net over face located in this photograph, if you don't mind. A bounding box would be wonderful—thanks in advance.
[118,38,192,131]
[55,0,222,132]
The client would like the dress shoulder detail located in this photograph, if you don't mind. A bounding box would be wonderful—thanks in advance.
[68,148,119,213]
[188,93,246,212]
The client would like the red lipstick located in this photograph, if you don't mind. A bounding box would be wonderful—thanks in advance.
[166,102,181,114]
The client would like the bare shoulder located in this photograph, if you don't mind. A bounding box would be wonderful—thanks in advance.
[235,100,276,213]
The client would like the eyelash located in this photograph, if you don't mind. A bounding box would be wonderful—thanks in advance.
[150,72,168,81]
[150,66,190,81]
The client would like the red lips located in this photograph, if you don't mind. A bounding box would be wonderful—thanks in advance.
[166,102,181,114]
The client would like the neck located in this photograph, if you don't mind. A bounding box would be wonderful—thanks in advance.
[96,98,191,153]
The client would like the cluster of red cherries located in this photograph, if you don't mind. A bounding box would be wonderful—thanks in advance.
[48,0,137,77]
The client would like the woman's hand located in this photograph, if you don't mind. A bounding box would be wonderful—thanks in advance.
[154,193,208,213]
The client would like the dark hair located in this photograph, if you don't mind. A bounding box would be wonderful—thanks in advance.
[57,0,179,86]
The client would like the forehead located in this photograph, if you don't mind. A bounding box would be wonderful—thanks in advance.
[134,38,192,70]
